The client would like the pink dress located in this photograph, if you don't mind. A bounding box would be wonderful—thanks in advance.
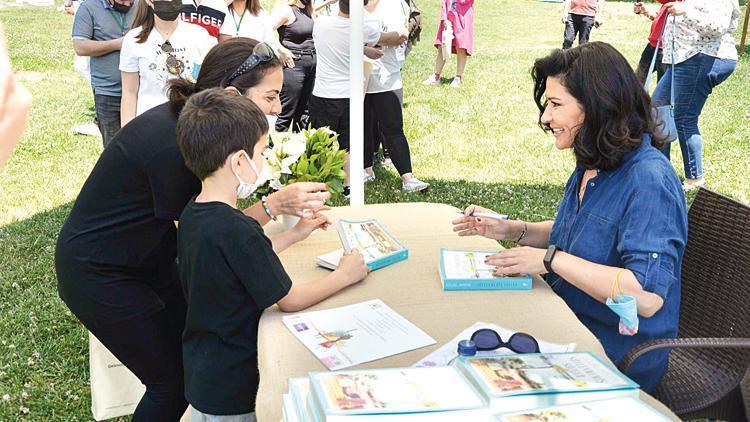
[433,0,475,56]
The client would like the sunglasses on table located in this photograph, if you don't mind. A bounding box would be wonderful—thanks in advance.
[160,41,184,76]
[470,329,541,354]
[225,42,276,86]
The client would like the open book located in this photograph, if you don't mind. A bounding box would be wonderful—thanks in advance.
[316,219,408,271]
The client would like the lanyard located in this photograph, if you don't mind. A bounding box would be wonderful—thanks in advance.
[230,9,245,35]
[107,8,126,34]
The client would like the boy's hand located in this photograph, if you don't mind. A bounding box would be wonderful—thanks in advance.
[290,212,330,242]
[335,249,370,286]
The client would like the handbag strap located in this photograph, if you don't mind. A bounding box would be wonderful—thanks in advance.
[644,16,676,110]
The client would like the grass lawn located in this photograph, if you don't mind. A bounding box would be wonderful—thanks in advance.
[0,0,748,418]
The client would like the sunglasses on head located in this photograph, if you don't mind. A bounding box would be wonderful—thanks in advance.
[470,329,540,354]
[225,42,276,86]
[161,41,184,76]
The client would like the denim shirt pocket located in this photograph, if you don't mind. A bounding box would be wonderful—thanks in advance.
[569,211,618,264]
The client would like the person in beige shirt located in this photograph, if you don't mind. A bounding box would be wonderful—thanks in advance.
[561,0,604,49]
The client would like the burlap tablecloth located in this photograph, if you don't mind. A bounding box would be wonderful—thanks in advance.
[255,202,678,421]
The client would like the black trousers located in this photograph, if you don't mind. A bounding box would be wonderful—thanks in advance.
[276,52,316,132]
[364,89,412,175]
[635,43,666,86]
[308,95,350,150]
[55,253,188,421]
[563,13,595,50]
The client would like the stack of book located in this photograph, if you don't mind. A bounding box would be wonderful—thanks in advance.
[281,352,670,421]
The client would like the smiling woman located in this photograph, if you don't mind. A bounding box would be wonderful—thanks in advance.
[452,41,688,393]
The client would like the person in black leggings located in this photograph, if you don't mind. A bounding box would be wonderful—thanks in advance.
[55,38,331,421]
[273,0,316,132]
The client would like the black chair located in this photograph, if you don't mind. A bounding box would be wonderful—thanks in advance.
[620,188,750,421]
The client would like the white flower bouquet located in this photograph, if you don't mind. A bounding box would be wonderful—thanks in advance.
[255,127,347,199]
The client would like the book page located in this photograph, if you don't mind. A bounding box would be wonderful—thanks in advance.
[314,367,484,414]
[495,397,669,421]
[283,299,435,371]
[338,220,403,261]
[466,353,632,397]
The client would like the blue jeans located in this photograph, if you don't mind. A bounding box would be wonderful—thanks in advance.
[652,53,736,179]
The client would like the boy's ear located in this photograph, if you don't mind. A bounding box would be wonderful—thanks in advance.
[224,86,242,96]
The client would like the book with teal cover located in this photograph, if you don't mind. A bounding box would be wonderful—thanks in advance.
[439,248,532,291]
[457,352,639,412]
[307,366,486,420]
[493,396,670,421]
[336,219,408,271]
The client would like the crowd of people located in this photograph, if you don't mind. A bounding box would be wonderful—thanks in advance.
[67,0,439,193]
[0,0,726,420]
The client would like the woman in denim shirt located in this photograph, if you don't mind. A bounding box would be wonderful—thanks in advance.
[453,42,687,393]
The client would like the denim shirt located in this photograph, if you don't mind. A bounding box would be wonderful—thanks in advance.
[547,134,687,392]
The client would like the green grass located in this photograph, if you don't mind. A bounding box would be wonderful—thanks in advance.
[0,0,748,419]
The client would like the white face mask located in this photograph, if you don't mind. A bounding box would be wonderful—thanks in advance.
[232,151,263,199]
[266,115,278,131]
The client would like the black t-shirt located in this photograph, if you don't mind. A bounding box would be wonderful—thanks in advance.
[56,103,201,318]
[178,199,292,415]
[55,104,200,323]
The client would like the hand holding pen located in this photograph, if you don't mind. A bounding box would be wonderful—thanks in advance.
[451,204,523,241]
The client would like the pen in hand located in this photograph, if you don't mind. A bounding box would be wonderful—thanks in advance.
[455,210,510,221]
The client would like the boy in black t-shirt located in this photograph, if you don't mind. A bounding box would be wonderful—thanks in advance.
[175,88,370,421]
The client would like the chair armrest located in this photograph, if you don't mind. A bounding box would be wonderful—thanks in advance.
[620,337,750,373]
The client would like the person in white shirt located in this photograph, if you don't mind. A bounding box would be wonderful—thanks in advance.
[651,0,739,190]
[120,0,217,125]
[180,0,231,38]
[364,0,429,192]
[309,0,406,192]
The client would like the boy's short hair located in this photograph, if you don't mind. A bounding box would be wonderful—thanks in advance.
[177,88,269,180]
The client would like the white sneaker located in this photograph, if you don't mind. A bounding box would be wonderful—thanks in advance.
[450,77,462,88]
[422,75,440,85]
[72,122,101,137]
[402,177,430,192]
[364,173,376,183]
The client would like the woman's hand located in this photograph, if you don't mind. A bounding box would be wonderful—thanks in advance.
[364,46,384,60]
[266,182,332,217]
[334,249,370,286]
[289,212,330,242]
[451,205,518,241]
[484,246,547,276]
[277,46,295,69]
[0,23,32,168]
[664,2,687,16]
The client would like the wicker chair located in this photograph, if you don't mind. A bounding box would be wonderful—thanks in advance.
[619,188,750,421]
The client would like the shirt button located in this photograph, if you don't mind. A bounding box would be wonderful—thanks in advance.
[590,182,595,187]
[652,253,658,259]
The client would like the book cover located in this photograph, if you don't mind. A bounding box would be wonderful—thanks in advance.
[493,396,670,421]
[336,219,408,270]
[458,352,639,411]
[439,248,532,291]
[309,366,485,416]
[282,299,435,371]
[460,352,638,397]
[289,377,312,422]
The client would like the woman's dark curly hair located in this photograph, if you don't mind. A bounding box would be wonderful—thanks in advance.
[531,42,665,171]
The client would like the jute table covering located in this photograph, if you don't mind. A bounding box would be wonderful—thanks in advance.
[255,202,678,421]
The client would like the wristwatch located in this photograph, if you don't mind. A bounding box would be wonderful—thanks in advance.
[543,245,558,275]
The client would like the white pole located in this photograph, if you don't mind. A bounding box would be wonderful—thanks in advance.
[349,0,364,206]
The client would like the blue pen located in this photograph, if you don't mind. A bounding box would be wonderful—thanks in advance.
[455,210,510,221]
